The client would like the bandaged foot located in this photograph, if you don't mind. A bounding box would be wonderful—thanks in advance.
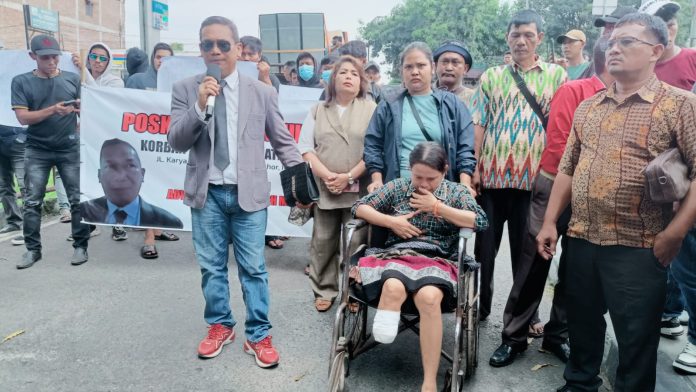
[373,309,400,344]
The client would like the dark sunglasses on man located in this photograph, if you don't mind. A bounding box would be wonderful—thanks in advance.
[200,39,232,53]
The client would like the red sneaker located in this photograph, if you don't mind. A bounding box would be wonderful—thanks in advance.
[243,336,280,368]
[197,324,235,358]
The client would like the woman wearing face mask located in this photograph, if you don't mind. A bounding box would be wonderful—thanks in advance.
[297,56,377,312]
[363,42,476,195]
[296,52,323,88]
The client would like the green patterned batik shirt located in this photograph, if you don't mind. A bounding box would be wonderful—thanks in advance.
[352,178,488,255]
[471,61,567,191]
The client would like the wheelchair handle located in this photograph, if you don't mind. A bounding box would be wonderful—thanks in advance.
[459,227,474,239]
[345,219,368,230]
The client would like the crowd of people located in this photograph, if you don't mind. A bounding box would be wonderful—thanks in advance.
[2,1,696,391]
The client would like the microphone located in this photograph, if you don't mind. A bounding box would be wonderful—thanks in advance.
[204,63,221,121]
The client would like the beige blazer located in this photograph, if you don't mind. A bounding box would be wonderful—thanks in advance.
[168,73,302,211]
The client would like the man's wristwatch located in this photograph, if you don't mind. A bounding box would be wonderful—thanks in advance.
[347,172,354,185]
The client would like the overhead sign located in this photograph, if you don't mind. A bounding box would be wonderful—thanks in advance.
[26,5,60,33]
[592,0,618,16]
[152,0,169,30]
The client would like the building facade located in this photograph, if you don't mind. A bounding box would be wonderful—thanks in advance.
[0,0,125,52]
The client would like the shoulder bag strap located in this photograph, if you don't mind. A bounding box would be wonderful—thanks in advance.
[406,94,434,142]
[507,65,548,130]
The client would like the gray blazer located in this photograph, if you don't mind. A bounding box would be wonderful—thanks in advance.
[168,73,302,211]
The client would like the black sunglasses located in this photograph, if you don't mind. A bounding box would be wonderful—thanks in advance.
[199,39,232,53]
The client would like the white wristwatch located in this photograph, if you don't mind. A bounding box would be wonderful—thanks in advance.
[347,171,354,185]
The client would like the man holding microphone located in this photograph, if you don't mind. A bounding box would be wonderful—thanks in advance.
[168,16,303,368]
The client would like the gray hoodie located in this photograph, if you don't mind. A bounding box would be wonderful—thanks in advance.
[84,42,124,88]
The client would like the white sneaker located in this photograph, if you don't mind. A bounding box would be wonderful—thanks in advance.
[679,310,689,326]
[673,342,696,375]
[11,235,24,246]
[661,317,685,337]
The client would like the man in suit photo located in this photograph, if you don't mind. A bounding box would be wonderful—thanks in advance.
[167,16,303,368]
[80,138,183,229]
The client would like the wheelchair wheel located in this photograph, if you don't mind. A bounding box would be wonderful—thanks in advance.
[345,300,367,355]
[465,274,480,378]
[328,343,347,392]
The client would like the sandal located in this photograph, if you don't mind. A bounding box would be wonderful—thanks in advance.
[154,232,179,241]
[315,298,333,312]
[528,321,545,338]
[266,238,284,249]
[59,208,71,223]
[141,244,159,259]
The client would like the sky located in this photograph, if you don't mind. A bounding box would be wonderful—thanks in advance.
[124,0,404,52]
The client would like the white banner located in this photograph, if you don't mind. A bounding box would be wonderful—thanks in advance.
[0,50,79,127]
[157,56,259,93]
[79,85,190,231]
[79,83,322,236]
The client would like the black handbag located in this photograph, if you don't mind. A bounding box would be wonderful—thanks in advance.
[280,162,320,207]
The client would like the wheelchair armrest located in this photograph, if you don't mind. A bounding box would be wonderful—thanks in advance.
[345,219,369,231]
[459,227,474,239]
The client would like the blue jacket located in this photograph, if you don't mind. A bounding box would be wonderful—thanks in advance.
[363,88,476,182]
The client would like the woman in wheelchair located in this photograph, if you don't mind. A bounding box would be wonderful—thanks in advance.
[351,142,487,392]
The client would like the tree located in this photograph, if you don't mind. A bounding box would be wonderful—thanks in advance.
[359,0,511,78]
[170,42,184,53]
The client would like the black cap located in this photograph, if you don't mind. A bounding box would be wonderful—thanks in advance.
[594,6,637,27]
[433,41,473,68]
[30,34,61,56]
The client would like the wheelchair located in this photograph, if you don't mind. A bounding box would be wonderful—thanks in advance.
[328,219,480,392]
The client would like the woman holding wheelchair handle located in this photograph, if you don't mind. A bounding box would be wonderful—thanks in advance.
[298,56,377,312]
[352,142,487,392]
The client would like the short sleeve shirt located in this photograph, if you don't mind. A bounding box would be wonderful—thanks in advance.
[399,94,443,178]
[471,61,567,191]
[11,70,81,151]
[558,75,696,248]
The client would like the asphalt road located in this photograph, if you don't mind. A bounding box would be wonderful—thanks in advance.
[0,220,570,392]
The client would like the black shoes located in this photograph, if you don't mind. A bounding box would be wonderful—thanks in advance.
[542,340,571,363]
[556,385,572,392]
[489,343,524,367]
[17,250,41,269]
[70,247,88,266]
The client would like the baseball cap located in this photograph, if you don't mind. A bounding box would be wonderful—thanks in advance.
[365,61,380,72]
[557,29,587,44]
[30,34,61,56]
[595,6,637,27]
[433,41,473,68]
[639,0,680,16]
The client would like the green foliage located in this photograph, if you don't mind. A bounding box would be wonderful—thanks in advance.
[360,0,694,77]
[359,0,511,78]
[170,42,184,53]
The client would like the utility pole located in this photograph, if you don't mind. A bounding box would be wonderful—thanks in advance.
[138,0,161,54]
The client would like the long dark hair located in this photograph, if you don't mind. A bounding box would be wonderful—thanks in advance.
[409,142,448,173]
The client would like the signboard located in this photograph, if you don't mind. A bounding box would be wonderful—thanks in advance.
[592,0,618,16]
[27,5,60,33]
[110,49,127,71]
[152,0,169,30]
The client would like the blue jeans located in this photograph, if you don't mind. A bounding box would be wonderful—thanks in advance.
[664,267,685,318]
[23,146,89,251]
[0,127,26,228]
[191,185,271,343]
[671,229,696,345]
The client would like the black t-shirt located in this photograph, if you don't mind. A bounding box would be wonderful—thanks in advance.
[11,70,81,151]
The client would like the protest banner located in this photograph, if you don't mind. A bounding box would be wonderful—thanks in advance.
[79,81,321,236]
[79,85,190,231]
[0,50,79,127]
[157,56,259,93]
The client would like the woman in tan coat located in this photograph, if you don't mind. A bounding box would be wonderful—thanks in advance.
[298,56,377,311]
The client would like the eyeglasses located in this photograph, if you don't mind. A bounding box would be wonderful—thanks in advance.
[601,36,657,51]
[199,39,232,53]
[88,53,109,62]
